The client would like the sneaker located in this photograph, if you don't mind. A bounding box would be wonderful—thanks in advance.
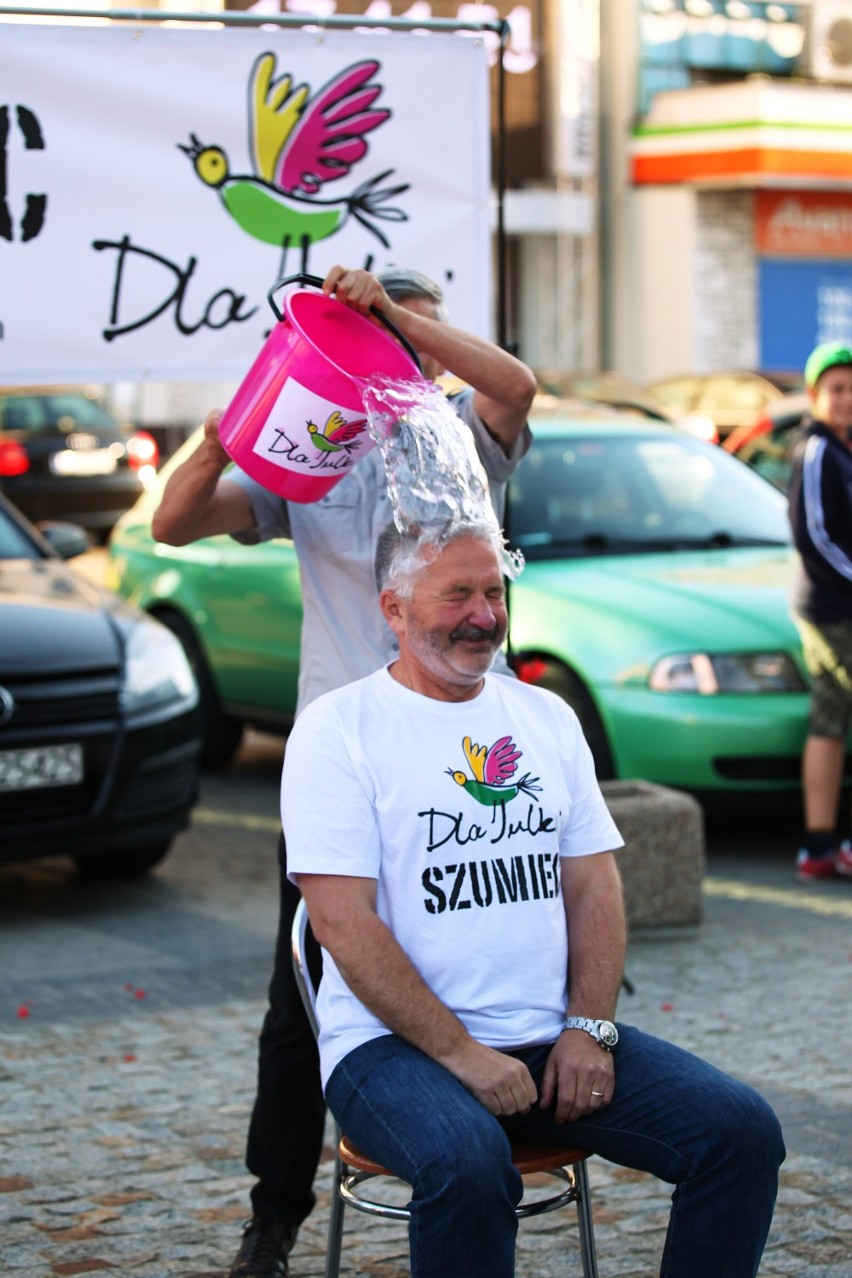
[795,849,838,882]
[227,1217,297,1278]
[835,842,852,877]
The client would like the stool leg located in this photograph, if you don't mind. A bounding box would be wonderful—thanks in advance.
[324,1149,346,1278]
[572,1160,599,1278]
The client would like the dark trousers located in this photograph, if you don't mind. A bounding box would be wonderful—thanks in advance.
[246,833,325,1226]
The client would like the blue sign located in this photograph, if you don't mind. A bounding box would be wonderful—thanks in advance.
[759,259,852,374]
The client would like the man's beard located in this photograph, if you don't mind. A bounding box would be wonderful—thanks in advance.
[406,618,506,683]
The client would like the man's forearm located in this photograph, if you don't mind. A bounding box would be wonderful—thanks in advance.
[152,443,229,545]
[151,412,254,546]
[320,264,535,451]
[390,303,535,415]
[562,854,626,1019]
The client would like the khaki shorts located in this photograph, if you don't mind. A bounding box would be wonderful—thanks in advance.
[795,616,852,739]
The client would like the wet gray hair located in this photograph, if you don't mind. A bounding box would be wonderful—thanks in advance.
[378,268,449,323]
[375,519,505,598]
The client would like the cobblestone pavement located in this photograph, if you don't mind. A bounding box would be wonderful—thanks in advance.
[2,775,851,1276]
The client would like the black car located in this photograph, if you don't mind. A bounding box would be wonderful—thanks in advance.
[0,386,159,541]
[0,496,201,876]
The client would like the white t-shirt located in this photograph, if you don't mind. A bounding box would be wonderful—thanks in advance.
[283,668,624,1090]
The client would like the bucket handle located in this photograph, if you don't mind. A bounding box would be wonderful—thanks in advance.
[268,273,423,375]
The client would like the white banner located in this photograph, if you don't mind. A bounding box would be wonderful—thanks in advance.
[0,22,491,382]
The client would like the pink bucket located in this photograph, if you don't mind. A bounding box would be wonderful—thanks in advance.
[218,274,424,502]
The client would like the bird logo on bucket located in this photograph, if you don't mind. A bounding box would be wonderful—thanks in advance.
[179,53,409,277]
[307,411,368,456]
[251,378,369,479]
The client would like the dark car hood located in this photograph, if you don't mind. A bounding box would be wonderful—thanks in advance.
[0,558,122,675]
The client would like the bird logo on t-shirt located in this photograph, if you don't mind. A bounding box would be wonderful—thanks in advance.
[447,734,541,807]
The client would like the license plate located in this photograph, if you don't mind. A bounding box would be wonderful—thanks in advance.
[0,743,84,791]
[50,448,117,477]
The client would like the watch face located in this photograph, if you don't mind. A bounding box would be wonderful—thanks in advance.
[599,1021,619,1047]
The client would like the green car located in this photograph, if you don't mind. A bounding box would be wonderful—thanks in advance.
[108,402,814,792]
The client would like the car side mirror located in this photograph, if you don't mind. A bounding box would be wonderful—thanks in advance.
[37,521,93,560]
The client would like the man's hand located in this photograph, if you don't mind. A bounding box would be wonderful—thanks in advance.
[323,265,391,317]
[200,408,230,467]
[539,1030,615,1124]
[442,1040,538,1118]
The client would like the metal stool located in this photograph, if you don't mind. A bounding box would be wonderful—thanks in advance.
[291,898,599,1278]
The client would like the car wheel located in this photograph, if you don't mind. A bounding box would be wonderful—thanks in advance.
[155,609,245,770]
[74,841,172,879]
[512,655,615,781]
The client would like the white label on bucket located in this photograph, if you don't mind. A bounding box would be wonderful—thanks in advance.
[251,376,371,477]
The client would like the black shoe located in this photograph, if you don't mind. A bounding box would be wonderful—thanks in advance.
[227,1217,297,1278]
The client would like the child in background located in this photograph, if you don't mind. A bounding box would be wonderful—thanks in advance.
[788,340,852,881]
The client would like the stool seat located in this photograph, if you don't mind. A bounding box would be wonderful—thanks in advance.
[340,1133,592,1178]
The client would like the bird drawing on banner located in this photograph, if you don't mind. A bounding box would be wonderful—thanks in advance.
[448,735,542,808]
[307,410,368,455]
[179,53,409,275]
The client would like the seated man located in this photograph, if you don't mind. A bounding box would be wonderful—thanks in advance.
[283,519,785,1278]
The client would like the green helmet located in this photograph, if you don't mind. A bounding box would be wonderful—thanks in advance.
[804,340,852,388]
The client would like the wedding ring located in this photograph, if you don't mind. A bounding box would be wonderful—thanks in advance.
[591,1089,604,1097]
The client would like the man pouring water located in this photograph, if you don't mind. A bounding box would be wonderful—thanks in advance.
[151,263,537,1278]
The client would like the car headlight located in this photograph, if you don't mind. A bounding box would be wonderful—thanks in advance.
[122,618,198,714]
[649,652,805,694]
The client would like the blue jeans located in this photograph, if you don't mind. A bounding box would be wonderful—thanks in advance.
[326,1025,785,1278]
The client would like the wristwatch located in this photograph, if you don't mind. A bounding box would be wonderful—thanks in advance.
[563,1016,619,1051]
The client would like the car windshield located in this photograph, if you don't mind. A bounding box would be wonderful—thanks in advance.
[508,432,791,559]
[0,506,40,560]
[0,393,117,434]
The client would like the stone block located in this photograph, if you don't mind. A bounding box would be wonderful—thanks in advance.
[600,780,705,929]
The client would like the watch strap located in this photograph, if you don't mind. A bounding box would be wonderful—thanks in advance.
[563,1016,617,1050]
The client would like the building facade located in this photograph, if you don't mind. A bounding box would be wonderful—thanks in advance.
[605,0,852,382]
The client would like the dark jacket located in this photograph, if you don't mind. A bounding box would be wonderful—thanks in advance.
[788,416,852,624]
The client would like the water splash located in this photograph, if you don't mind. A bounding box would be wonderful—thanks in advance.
[362,376,524,580]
